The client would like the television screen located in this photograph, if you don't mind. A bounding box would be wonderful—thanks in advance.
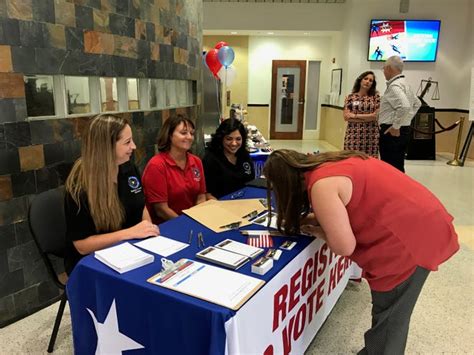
[368,20,441,62]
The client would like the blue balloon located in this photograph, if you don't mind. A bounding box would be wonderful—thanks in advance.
[217,46,235,68]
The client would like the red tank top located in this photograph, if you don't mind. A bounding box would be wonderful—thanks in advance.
[305,157,459,291]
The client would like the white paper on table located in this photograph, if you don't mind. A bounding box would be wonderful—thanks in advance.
[134,236,188,257]
[198,247,249,268]
[244,230,266,236]
[216,239,263,259]
[148,259,264,310]
[94,242,154,273]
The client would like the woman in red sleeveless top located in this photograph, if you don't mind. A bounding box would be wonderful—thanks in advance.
[263,149,459,355]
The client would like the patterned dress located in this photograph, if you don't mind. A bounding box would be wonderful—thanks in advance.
[343,93,380,157]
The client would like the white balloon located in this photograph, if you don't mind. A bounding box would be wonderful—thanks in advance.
[217,65,237,87]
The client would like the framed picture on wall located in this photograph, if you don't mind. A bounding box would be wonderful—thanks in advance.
[331,68,343,95]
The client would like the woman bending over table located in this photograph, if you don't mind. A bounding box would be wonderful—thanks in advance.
[263,149,459,355]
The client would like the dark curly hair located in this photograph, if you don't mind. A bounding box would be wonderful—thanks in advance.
[351,71,377,96]
[209,118,249,158]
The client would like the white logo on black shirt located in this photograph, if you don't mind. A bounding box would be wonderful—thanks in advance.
[243,162,252,175]
[128,176,142,194]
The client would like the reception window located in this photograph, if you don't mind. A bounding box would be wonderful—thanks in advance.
[100,77,118,112]
[65,76,91,115]
[24,75,55,117]
[127,78,140,110]
[24,75,196,119]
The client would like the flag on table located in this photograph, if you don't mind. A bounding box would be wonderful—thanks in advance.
[247,234,273,248]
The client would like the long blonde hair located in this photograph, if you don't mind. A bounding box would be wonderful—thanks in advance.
[66,114,129,232]
[263,149,368,235]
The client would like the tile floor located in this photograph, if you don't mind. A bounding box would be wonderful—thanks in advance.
[1,140,472,354]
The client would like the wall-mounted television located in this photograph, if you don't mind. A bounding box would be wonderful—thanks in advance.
[368,20,441,62]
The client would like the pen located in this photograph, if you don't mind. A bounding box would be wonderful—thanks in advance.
[219,221,242,229]
[242,210,258,219]
[230,190,245,199]
[188,230,193,244]
[198,232,205,247]
[248,210,268,223]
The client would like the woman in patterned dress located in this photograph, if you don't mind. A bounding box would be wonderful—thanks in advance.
[343,71,380,157]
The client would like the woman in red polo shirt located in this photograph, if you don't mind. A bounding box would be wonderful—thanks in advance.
[263,149,459,355]
[142,115,208,224]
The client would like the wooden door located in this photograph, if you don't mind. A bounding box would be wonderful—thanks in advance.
[270,60,306,139]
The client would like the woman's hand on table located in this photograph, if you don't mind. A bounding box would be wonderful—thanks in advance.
[127,220,160,239]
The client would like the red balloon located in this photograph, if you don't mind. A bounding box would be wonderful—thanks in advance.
[205,49,222,78]
[214,41,228,50]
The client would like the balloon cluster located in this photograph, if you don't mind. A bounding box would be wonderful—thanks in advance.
[203,41,237,86]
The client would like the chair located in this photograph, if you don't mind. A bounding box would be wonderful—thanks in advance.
[28,187,67,353]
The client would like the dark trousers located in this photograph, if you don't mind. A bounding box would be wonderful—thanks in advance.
[358,267,430,355]
[379,124,411,173]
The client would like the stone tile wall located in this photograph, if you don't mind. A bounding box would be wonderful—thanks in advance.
[0,0,202,326]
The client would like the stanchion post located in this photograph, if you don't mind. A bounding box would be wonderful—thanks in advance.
[447,116,465,166]
[459,121,473,166]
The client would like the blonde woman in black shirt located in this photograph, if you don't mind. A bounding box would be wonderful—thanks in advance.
[64,114,159,274]
[203,119,255,198]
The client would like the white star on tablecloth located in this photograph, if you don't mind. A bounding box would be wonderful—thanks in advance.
[87,299,144,354]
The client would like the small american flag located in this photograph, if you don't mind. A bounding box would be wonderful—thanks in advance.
[247,234,273,248]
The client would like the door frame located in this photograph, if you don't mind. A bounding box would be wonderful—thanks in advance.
[270,60,306,139]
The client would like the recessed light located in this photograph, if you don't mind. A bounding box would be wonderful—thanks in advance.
[267,32,274,35]
[231,31,238,35]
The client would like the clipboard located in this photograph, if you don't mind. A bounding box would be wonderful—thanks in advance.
[182,199,267,233]
[147,258,265,310]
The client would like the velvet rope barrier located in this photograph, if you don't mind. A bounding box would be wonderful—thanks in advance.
[410,118,461,135]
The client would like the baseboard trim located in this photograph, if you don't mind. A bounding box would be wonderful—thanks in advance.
[0,293,63,329]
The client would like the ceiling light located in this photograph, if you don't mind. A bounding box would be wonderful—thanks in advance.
[231,31,238,35]
[267,32,274,35]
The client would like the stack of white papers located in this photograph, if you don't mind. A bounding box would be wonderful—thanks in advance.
[134,236,188,257]
[94,242,154,274]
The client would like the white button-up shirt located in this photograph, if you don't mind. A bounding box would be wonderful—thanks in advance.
[379,74,421,129]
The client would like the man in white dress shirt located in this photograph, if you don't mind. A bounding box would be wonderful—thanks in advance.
[379,56,421,172]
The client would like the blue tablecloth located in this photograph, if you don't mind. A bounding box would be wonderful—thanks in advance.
[67,187,313,355]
